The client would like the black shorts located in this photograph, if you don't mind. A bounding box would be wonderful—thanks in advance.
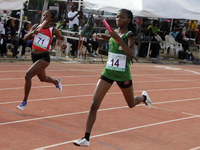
[31,51,50,63]
[100,75,132,88]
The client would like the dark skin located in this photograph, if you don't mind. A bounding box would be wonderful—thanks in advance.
[85,11,144,134]
[68,7,81,21]
[4,22,16,41]
[96,12,135,59]
[22,11,67,104]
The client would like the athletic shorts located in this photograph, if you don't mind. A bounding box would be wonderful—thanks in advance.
[31,51,50,63]
[100,75,132,88]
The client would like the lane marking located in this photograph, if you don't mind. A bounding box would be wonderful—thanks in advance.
[154,66,182,70]
[0,106,127,126]
[33,115,198,150]
[97,141,122,150]
[151,106,199,116]
[38,121,75,134]
[0,73,197,81]
[184,70,200,75]
[0,107,26,117]
[1,97,200,126]
[1,89,200,105]
[0,78,200,91]
[189,146,200,150]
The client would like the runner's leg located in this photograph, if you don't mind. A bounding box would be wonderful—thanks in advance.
[23,59,49,102]
[120,85,144,108]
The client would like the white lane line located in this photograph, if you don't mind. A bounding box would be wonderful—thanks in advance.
[1,78,200,91]
[0,83,97,91]
[0,106,128,126]
[0,70,69,73]
[154,66,182,70]
[1,97,200,126]
[0,75,100,80]
[0,74,197,81]
[184,70,200,75]
[189,146,200,150]
[33,115,198,150]
[1,88,200,105]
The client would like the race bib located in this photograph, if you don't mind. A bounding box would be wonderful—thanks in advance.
[33,33,50,49]
[106,52,126,72]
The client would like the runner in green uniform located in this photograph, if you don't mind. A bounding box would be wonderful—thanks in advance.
[73,9,152,147]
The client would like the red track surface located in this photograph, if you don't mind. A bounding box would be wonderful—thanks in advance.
[0,62,200,150]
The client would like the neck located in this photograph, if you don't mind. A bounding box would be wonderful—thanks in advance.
[118,26,128,35]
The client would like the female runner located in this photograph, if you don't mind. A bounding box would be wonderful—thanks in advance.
[17,10,67,110]
[73,9,152,146]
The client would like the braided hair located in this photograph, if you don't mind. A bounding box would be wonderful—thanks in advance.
[118,9,136,34]
[118,9,138,64]
[47,10,55,19]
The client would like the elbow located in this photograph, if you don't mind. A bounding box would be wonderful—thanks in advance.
[23,38,28,42]
[128,53,135,60]
[129,55,134,60]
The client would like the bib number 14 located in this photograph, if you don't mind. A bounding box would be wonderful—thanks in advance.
[111,59,119,67]
[106,52,126,72]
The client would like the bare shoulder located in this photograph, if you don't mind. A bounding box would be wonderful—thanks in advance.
[53,27,60,34]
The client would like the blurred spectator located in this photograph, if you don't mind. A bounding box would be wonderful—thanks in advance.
[170,28,178,39]
[57,19,69,30]
[147,20,158,34]
[146,28,161,58]
[71,24,94,57]
[60,23,78,56]
[141,25,147,37]
[79,5,86,28]
[82,23,99,56]
[188,20,197,38]
[172,19,178,31]
[175,27,188,51]
[68,5,80,29]
[0,17,7,57]
[158,26,165,40]
[19,22,32,59]
[5,20,19,58]
[11,10,24,31]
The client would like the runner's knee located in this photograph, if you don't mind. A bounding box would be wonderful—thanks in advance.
[127,102,136,108]
[90,101,100,111]
[25,72,33,81]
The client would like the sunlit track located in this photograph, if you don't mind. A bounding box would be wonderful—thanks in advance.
[34,115,199,150]
[1,97,200,126]
[0,74,198,81]
[0,79,200,91]
[0,87,200,105]
[0,63,200,150]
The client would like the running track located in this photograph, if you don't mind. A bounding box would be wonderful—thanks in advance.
[0,62,200,150]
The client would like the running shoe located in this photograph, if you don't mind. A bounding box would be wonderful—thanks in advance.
[16,101,27,110]
[73,138,90,147]
[142,91,152,109]
[56,78,62,92]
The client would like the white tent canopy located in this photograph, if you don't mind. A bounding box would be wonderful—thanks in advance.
[83,0,200,20]
[0,0,26,10]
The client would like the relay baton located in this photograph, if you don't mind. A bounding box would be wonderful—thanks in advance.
[37,20,47,32]
[102,19,118,43]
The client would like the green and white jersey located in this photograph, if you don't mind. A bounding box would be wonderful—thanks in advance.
[102,31,133,81]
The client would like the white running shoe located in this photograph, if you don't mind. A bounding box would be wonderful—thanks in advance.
[142,91,152,109]
[16,101,27,110]
[73,138,90,147]
[55,78,62,92]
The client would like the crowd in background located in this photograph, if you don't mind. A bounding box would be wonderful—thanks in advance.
[0,4,199,60]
